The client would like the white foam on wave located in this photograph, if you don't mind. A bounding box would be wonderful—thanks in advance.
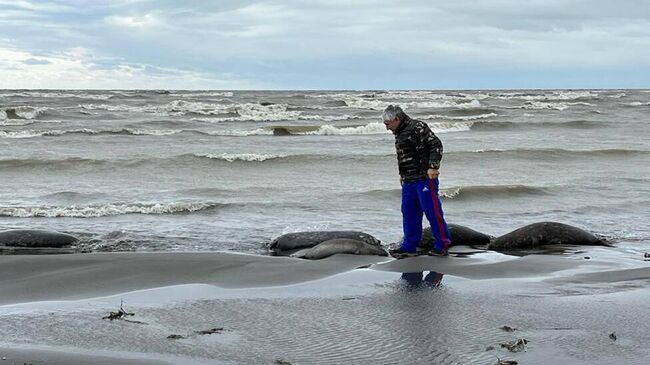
[0,119,33,126]
[413,99,482,109]
[307,91,487,102]
[0,91,113,100]
[608,93,627,98]
[169,100,249,116]
[79,101,225,115]
[298,114,359,122]
[0,106,48,120]
[168,91,234,98]
[79,101,307,121]
[305,92,376,99]
[125,129,178,136]
[423,112,498,121]
[229,103,301,121]
[194,153,285,162]
[493,90,598,101]
[428,121,473,133]
[509,101,596,111]
[473,148,507,153]
[334,97,387,110]
[0,128,180,138]
[0,130,68,138]
[0,130,45,138]
[439,187,462,199]
[382,91,467,101]
[301,121,471,135]
[305,123,388,135]
[203,128,273,136]
[0,202,217,218]
[78,103,141,112]
[330,95,483,111]
[627,101,650,106]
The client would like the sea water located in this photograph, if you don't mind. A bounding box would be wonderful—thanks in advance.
[1,89,649,252]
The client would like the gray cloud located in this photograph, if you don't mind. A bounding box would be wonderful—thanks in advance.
[1,0,648,88]
[22,57,51,65]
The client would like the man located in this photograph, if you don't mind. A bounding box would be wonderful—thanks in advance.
[383,105,451,258]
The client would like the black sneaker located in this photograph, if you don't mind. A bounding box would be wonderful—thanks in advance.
[389,248,418,259]
[428,245,450,257]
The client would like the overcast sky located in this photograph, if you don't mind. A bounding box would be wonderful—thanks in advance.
[1,0,648,89]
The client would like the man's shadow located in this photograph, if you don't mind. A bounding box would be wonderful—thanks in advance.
[400,271,444,289]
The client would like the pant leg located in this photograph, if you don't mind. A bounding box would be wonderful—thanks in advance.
[401,181,423,252]
[416,178,451,251]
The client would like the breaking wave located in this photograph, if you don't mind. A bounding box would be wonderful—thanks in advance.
[0,202,223,218]
[202,128,273,137]
[193,153,286,162]
[508,101,597,111]
[78,101,359,122]
[439,184,550,200]
[0,91,113,100]
[307,94,485,111]
[269,121,473,136]
[272,123,389,136]
[0,120,476,139]
[423,113,498,121]
[0,128,180,138]
[469,119,605,130]
[0,157,103,169]
[360,184,550,201]
[491,90,598,101]
[0,106,49,121]
[454,148,650,159]
[78,101,299,119]
[168,91,234,98]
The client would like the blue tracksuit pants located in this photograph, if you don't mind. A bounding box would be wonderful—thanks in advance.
[401,178,451,252]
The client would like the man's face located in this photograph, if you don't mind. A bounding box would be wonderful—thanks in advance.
[383,117,400,133]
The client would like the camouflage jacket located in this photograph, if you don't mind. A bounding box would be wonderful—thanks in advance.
[393,116,443,182]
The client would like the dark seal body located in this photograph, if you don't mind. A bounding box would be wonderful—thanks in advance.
[0,229,78,248]
[488,222,607,250]
[269,231,381,255]
[415,224,493,250]
[291,239,388,260]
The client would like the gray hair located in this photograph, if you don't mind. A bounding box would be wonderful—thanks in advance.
[382,105,405,121]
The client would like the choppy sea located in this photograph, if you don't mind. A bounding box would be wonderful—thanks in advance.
[1,89,649,252]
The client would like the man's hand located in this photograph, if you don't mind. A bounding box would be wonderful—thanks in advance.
[427,168,440,180]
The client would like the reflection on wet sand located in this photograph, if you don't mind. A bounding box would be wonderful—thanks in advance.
[400,271,444,288]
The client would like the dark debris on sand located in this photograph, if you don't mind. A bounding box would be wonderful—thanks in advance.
[101,300,147,324]
[167,327,226,340]
[195,327,224,335]
[102,300,135,321]
[274,360,293,365]
[500,338,528,353]
[497,360,518,365]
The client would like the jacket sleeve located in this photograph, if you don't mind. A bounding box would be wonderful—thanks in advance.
[418,121,443,169]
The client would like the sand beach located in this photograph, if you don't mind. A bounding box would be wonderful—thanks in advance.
[3,90,649,363]
[2,244,650,364]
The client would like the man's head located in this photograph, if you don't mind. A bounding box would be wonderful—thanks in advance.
[382,105,405,133]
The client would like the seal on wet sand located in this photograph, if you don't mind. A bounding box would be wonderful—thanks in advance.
[488,222,608,250]
[290,239,388,260]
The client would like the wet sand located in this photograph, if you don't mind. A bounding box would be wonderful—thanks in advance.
[1,244,650,364]
[0,345,172,365]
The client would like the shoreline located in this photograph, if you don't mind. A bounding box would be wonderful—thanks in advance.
[2,248,650,364]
